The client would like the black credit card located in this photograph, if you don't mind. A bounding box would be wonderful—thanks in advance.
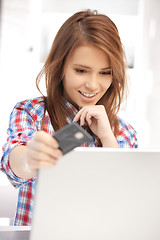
[53,122,93,155]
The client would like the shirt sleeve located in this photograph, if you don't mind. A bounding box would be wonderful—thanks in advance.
[116,118,138,148]
[1,101,38,188]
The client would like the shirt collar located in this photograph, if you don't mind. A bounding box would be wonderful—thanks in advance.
[63,98,78,123]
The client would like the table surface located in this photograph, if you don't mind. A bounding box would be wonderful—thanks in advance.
[0,226,31,240]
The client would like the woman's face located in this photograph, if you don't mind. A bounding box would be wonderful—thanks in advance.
[63,43,112,109]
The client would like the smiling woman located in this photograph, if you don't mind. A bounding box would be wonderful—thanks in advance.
[1,9,138,226]
[36,10,128,138]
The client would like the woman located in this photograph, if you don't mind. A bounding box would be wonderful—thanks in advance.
[1,9,138,226]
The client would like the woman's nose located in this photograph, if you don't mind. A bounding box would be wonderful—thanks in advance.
[85,75,98,90]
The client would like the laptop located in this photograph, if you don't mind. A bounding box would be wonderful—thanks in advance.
[30,148,160,240]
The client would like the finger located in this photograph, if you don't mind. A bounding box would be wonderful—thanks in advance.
[78,107,97,126]
[38,160,58,169]
[29,157,58,170]
[78,109,89,126]
[33,130,59,148]
[85,112,93,126]
[73,107,89,125]
[28,147,62,162]
[73,110,82,122]
[27,140,62,159]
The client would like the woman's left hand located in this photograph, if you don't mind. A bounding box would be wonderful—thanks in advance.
[73,105,118,147]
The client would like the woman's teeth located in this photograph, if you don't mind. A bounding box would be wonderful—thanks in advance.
[79,91,97,98]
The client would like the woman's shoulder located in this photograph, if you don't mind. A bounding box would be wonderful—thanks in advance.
[117,117,138,148]
[118,117,136,133]
[14,96,44,109]
[12,96,45,121]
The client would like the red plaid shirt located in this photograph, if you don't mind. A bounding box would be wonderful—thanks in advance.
[1,97,138,226]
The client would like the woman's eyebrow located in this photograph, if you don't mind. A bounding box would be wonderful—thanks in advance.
[73,64,91,69]
[73,64,111,70]
[100,67,112,70]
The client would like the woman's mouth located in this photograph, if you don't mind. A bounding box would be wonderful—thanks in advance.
[78,91,98,98]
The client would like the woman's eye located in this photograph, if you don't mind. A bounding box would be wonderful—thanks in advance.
[75,69,87,74]
[100,71,111,75]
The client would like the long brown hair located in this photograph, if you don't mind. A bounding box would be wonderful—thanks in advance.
[36,10,128,144]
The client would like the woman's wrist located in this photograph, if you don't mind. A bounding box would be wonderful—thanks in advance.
[23,158,37,179]
[9,145,37,180]
[100,132,118,148]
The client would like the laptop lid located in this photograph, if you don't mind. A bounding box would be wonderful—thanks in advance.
[30,148,160,240]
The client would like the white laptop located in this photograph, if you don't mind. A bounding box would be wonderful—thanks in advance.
[30,148,160,240]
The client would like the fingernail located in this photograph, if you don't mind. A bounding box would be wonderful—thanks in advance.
[55,153,62,159]
[52,142,59,148]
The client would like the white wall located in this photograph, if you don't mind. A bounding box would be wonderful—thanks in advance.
[128,0,160,149]
[41,0,139,15]
[139,0,160,148]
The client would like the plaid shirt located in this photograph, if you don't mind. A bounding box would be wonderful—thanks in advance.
[1,97,138,226]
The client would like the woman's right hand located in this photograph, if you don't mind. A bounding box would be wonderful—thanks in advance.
[26,130,62,173]
[9,130,63,179]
